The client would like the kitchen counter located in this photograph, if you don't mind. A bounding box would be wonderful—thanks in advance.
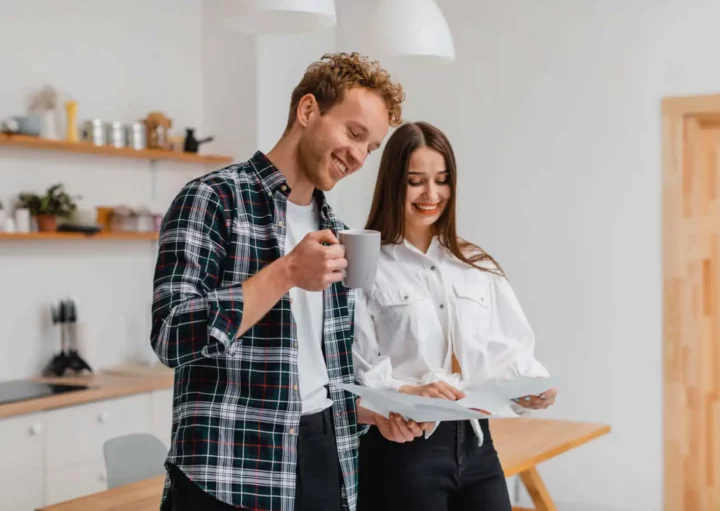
[0,365,174,420]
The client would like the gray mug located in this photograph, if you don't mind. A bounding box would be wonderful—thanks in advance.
[338,229,381,289]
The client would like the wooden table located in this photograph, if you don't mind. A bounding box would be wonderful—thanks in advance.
[491,418,611,511]
[37,418,609,511]
[36,475,166,511]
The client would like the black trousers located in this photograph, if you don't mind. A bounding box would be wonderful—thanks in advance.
[358,419,512,511]
[168,407,343,511]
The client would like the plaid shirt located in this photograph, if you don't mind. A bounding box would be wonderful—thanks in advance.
[151,151,360,511]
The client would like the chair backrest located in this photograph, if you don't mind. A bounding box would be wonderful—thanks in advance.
[103,433,168,489]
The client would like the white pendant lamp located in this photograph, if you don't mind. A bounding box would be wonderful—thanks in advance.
[227,0,337,35]
[370,0,455,62]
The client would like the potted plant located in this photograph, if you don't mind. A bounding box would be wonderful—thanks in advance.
[17,183,79,232]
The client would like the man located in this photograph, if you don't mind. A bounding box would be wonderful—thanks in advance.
[150,52,424,511]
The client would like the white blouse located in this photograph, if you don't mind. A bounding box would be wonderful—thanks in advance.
[352,237,549,441]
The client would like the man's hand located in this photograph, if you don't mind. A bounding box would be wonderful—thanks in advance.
[284,229,347,291]
[374,413,426,443]
[356,398,433,443]
[513,387,558,409]
[399,382,465,400]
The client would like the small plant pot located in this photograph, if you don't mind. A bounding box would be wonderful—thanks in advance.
[36,214,58,232]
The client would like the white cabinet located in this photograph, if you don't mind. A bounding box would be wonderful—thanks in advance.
[45,394,152,471]
[150,388,173,449]
[0,413,46,511]
[0,387,173,509]
[45,460,107,506]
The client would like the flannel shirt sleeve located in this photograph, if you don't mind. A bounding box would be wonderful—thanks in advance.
[150,180,244,368]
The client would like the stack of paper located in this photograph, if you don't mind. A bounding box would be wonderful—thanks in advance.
[333,376,555,422]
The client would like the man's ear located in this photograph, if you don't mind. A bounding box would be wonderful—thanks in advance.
[296,93,318,128]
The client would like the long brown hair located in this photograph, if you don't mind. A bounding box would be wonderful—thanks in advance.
[364,121,503,276]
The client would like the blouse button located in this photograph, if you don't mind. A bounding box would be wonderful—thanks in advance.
[404,295,409,300]
[430,265,436,271]
[440,304,445,309]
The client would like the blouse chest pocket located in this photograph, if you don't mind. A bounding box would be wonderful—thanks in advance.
[372,287,432,338]
[452,280,491,338]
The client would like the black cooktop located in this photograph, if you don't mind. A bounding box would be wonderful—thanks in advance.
[0,380,89,406]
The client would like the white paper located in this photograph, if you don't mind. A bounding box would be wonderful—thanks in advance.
[460,376,557,417]
[334,376,556,421]
[465,375,557,401]
[333,383,491,422]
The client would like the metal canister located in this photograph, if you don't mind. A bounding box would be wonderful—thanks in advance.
[126,122,146,150]
[106,121,127,148]
[81,120,106,146]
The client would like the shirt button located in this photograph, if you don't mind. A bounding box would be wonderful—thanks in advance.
[267,191,273,197]
[278,221,285,228]
[430,265,436,271]
[403,295,409,300]
[289,428,296,435]
[293,384,298,391]
[294,341,298,348]
[440,304,445,309]
[280,185,288,192]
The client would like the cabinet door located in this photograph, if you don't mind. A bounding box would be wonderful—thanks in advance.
[45,460,107,506]
[0,413,46,510]
[46,393,152,471]
[150,388,173,449]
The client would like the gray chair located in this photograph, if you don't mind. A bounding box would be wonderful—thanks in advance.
[103,433,168,489]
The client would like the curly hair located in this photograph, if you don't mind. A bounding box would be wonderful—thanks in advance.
[285,52,405,132]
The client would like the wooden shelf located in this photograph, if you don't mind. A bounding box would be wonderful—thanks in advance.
[0,134,233,165]
[0,232,159,240]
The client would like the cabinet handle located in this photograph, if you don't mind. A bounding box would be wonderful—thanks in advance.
[28,423,43,436]
[98,411,111,424]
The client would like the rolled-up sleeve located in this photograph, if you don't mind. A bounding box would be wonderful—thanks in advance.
[486,273,550,380]
[150,181,244,368]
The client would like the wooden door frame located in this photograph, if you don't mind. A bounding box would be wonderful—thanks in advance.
[662,93,720,511]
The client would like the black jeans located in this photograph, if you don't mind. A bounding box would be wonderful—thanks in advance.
[358,419,512,511]
[169,407,343,511]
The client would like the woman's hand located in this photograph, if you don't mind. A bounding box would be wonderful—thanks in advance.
[512,388,558,409]
[399,382,465,400]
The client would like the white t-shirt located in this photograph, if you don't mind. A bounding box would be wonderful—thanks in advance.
[284,199,333,415]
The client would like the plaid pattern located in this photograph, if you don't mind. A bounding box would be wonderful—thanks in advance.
[151,151,359,511]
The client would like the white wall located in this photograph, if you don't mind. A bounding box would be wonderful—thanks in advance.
[328,0,720,510]
[202,0,258,160]
[256,30,336,152]
[0,0,253,379]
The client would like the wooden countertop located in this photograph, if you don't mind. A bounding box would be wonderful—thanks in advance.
[0,365,174,420]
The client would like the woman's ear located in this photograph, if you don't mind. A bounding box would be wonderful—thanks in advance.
[295,93,318,128]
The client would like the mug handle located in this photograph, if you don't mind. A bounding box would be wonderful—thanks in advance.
[337,243,348,287]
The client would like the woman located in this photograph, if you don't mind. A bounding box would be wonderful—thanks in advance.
[353,121,557,511]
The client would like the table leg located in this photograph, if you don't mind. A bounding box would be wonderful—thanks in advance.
[515,467,558,511]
